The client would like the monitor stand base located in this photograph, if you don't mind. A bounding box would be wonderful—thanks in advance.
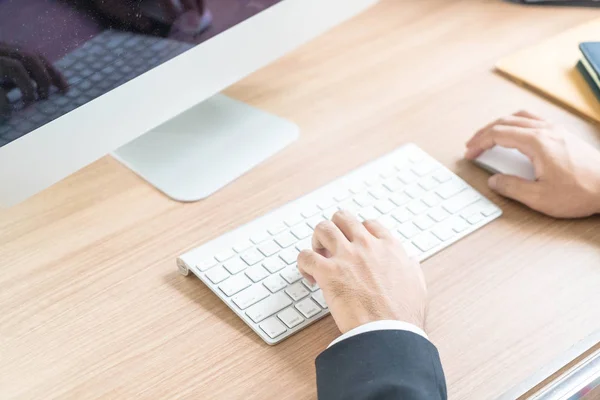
[112,94,299,202]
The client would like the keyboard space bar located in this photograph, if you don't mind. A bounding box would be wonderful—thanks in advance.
[245,292,292,323]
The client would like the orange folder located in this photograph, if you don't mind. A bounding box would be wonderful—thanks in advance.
[496,18,600,124]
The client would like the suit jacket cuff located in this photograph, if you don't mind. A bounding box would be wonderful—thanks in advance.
[329,320,429,348]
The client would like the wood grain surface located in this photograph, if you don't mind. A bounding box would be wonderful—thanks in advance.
[2,1,600,399]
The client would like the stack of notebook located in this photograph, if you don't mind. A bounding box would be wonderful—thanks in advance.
[496,18,600,124]
[579,43,600,103]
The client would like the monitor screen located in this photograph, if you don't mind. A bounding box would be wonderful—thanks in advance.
[0,0,284,148]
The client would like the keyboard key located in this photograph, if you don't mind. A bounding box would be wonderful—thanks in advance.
[429,207,450,222]
[451,217,470,233]
[405,185,426,199]
[359,206,381,221]
[412,161,438,177]
[302,279,320,292]
[268,223,287,235]
[413,215,435,230]
[251,231,270,244]
[278,308,304,328]
[392,208,413,224]
[322,207,339,220]
[398,170,418,184]
[419,176,439,191]
[460,201,486,219]
[317,197,336,210]
[306,215,324,229]
[412,232,441,252]
[349,183,366,194]
[284,213,304,227]
[436,180,466,199]
[443,190,480,214]
[353,194,375,207]
[481,204,500,217]
[263,257,286,273]
[232,285,270,309]
[274,232,297,248]
[377,214,398,230]
[263,275,287,294]
[432,225,455,242]
[333,190,351,202]
[364,176,380,187]
[407,200,428,215]
[389,193,410,207]
[295,238,313,252]
[223,258,247,275]
[196,258,218,272]
[295,298,321,318]
[206,266,230,284]
[383,178,403,192]
[408,151,425,163]
[374,200,396,214]
[301,205,321,218]
[280,247,300,265]
[245,265,270,282]
[260,317,287,339]
[433,170,452,183]
[422,192,441,207]
[281,264,303,283]
[241,249,264,266]
[285,282,310,301]
[312,290,328,309]
[215,249,235,262]
[258,240,280,257]
[467,213,483,225]
[233,240,253,253]
[398,222,420,239]
[379,168,397,179]
[368,187,388,200]
[246,292,293,323]
[219,274,252,297]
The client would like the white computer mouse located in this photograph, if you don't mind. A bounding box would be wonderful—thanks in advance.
[473,146,536,181]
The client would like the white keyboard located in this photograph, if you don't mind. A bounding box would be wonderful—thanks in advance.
[177,144,502,345]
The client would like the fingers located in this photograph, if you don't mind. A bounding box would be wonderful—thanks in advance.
[362,219,391,239]
[331,211,368,241]
[159,0,180,21]
[312,220,349,257]
[40,56,69,93]
[17,53,52,99]
[488,174,541,207]
[0,57,36,103]
[514,110,543,121]
[465,125,542,161]
[466,110,546,151]
[297,250,333,283]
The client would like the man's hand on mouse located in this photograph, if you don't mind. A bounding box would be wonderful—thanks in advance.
[465,110,600,218]
[297,211,428,334]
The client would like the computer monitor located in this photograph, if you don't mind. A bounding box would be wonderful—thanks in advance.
[0,0,376,207]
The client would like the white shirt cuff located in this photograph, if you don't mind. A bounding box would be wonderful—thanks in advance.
[328,320,429,348]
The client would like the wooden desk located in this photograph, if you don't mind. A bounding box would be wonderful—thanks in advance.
[2,1,600,399]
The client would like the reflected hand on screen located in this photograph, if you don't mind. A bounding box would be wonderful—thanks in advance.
[0,43,68,117]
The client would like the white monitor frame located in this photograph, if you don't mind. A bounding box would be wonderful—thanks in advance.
[0,0,377,207]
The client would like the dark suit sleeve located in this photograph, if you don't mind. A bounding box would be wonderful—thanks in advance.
[315,330,447,400]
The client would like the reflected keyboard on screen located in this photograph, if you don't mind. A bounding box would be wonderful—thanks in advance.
[177,144,502,345]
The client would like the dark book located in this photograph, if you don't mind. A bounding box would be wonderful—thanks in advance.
[579,42,600,103]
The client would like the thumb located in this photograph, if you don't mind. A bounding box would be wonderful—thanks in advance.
[488,174,540,206]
